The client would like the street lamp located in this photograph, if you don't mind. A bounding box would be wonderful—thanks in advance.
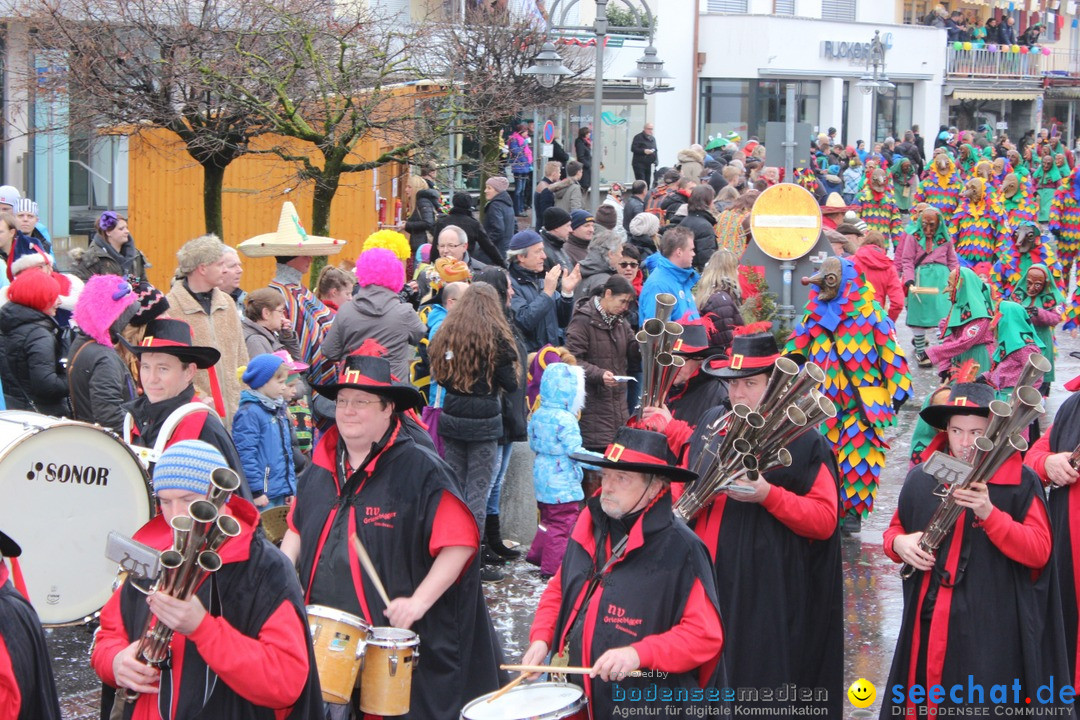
[525,0,671,211]
[854,30,894,141]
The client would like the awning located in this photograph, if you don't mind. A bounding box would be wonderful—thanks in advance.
[951,89,1042,100]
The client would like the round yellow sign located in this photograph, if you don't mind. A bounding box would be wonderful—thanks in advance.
[749,183,823,261]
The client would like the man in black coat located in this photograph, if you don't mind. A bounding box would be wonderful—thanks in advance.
[0,528,62,720]
[433,192,504,267]
[631,123,659,183]
[623,180,648,235]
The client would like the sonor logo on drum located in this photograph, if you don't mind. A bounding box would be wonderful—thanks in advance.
[25,461,111,485]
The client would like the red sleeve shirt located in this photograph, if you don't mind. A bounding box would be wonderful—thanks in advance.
[883,509,905,564]
[429,491,479,557]
[760,463,839,540]
[0,633,19,720]
[529,569,565,648]
[1024,427,1054,483]
[631,578,724,673]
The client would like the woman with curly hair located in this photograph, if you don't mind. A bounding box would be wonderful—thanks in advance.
[430,282,520,580]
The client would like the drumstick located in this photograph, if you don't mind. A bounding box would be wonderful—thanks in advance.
[350,533,392,607]
[500,664,643,677]
[486,672,528,703]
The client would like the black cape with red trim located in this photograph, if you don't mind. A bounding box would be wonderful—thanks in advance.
[0,575,61,720]
[548,490,724,719]
[113,500,323,720]
[1046,391,1080,689]
[667,371,729,429]
[880,451,1072,714]
[290,420,502,720]
[686,406,843,716]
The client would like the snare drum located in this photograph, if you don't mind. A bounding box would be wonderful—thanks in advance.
[358,627,420,716]
[460,682,587,720]
[0,412,152,626]
[306,605,371,704]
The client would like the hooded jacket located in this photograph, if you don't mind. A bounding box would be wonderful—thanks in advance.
[0,302,68,415]
[678,208,719,270]
[564,297,639,449]
[550,177,584,213]
[232,389,298,500]
[482,190,517,258]
[241,316,302,364]
[528,363,587,504]
[573,246,615,301]
[321,284,426,383]
[676,147,706,181]
[404,188,442,252]
[853,244,905,322]
[640,254,701,323]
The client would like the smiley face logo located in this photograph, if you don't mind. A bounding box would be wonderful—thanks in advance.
[847,678,876,709]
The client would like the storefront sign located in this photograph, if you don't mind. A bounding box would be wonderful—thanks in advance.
[821,33,894,64]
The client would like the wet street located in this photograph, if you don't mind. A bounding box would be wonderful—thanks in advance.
[43,324,1080,719]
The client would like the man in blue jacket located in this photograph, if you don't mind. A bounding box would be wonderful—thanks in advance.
[508,230,581,352]
[639,225,700,322]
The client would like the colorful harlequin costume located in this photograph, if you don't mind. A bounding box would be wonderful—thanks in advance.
[1013,263,1063,385]
[914,153,963,217]
[1000,172,1036,230]
[786,257,911,519]
[993,222,1066,301]
[853,174,902,249]
[926,267,997,379]
[1049,165,1080,323]
[950,178,1010,268]
[957,143,979,178]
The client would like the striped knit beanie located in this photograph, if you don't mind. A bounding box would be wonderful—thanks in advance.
[152,440,227,496]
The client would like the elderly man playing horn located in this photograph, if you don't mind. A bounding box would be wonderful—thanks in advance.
[882,382,1071,715]
[281,354,501,719]
[522,426,724,718]
[640,331,843,717]
[92,440,322,719]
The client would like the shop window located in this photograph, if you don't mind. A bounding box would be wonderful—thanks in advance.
[699,79,751,141]
[821,0,855,22]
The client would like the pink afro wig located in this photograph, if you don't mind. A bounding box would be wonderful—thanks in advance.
[355,247,404,294]
[73,274,137,346]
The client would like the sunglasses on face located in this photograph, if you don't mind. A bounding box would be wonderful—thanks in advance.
[618,261,639,269]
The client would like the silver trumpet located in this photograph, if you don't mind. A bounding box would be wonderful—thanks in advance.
[674,359,835,521]
[121,468,242,701]
[899,356,1048,579]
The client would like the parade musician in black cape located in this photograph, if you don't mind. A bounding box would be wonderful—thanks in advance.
[663,320,730,428]
[281,354,502,720]
[883,382,1072,715]
[643,331,844,717]
[92,440,323,720]
[0,527,62,719]
[522,426,725,719]
[1026,370,1080,692]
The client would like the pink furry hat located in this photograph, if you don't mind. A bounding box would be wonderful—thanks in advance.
[355,247,404,294]
[73,274,138,346]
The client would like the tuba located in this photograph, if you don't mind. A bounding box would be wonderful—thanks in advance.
[674,357,836,521]
[121,467,242,702]
[636,293,684,419]
[899,354,1049,579]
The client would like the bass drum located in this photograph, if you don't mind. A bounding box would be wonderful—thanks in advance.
[0,412,153,625]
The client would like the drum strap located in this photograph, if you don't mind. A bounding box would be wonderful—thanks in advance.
[156,575,222,720]
[557,534,629,662]
[66,340,93,418]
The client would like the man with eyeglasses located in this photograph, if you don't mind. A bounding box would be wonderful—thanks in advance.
[418,225,487,301]
[282,353,502,719]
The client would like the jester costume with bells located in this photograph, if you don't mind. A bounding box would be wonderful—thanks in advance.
[1049,164,1080,327]
[926,266,997,380]
[853,168,902,249]
[950,177,1011,268]
[786,257,912,522]
[914,151,963,218]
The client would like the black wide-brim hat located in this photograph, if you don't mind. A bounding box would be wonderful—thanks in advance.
[703,332,802,379]
[670,323,719,359]
[119,318,221,369]
[314,354,424,411]
[570,427,697,483]
[0,528,21,558]
[920,382,995,431]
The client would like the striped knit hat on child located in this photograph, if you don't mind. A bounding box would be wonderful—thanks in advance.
[152,440,227,496]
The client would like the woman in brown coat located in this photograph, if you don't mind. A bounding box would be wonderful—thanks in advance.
[564,275,639,451]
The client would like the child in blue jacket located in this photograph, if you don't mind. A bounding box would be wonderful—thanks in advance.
[525,362,590,578]
[232,353,297,508]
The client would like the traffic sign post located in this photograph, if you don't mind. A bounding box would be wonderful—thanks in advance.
[744,183,829,332]
[543,120,555,145]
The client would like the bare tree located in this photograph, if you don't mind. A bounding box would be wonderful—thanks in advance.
[29,0,304,237]
[428,8,590,207]
[202,3,455,237]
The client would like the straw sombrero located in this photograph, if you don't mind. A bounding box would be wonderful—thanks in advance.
[237,202,345,258]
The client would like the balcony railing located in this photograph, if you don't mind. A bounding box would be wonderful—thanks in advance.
[945,47,1044,83]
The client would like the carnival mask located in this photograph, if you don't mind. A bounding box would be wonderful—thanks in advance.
[960,146,971,160]
[920,208,941,238]
[962,178,985,203]
[1014,223,1037,253]
[946,268,962,302]
[992,158,1005,176]
[1002,173,1019,198]
[1056,154,1067,168]
[974,162,992,181]
[1007,150,1021,167]
[802,256,843,303]
[870,169,886,192]
[935,153,949,172]
[1025,268,1047,298]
